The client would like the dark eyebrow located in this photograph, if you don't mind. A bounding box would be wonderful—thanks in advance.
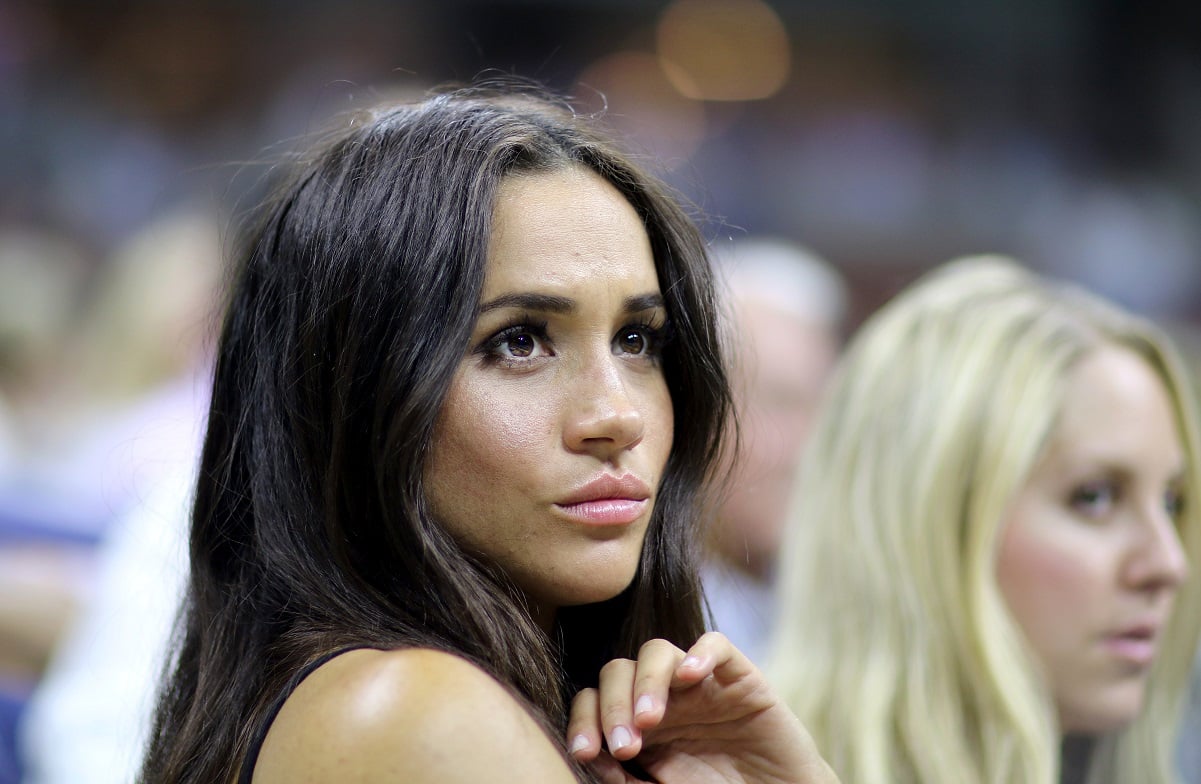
[477,291,666,316]
[478,293,574,315]
[625,293,666,313]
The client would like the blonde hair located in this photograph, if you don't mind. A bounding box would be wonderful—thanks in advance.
[767,256,1201,784]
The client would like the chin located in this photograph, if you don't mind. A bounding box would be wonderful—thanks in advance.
[562,576,640,607]
[1060,691,1146,735]
[541,565,642,610]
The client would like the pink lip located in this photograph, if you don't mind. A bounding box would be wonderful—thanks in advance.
[1102,623,1160,667]
[556,474,652,526]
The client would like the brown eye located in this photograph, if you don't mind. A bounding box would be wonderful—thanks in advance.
[479,322,551,363]
[505,331,538,357]
[613,320,667,359]
[616,329,648,355]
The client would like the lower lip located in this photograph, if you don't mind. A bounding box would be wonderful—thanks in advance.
[556,499,647,526]
[1103,636,1157,667]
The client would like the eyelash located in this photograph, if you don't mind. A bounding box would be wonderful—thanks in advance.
[477,318,551,366]
[475,315,670,367]
[615,316,670,359]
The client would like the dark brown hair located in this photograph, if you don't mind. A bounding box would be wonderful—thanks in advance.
[140,83,731,783]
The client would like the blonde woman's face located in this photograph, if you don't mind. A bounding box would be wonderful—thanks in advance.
[997,345,1189,734]
[423,166,674,631]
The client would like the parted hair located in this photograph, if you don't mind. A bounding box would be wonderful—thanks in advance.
[768,256,1201,784]
[140,83,731,784]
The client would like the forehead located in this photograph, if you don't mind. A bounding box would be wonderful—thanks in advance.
[1042,345,1183,469]
[484,166,658,295]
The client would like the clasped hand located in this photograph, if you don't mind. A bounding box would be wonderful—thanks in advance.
[566,632,839,784]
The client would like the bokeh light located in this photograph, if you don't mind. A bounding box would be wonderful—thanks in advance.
[656,0,790,102]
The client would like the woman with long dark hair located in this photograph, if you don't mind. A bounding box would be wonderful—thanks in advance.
[140,84,836,783]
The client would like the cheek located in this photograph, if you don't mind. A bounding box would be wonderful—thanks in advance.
[427,378,555,514]
[997,514,1099,641]
[453,388,547,474]
[649,381,675,466]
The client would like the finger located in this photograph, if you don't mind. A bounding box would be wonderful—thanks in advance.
[630,638,685,730]
[566,687,603,761]
[597,657,642,759]
[673,630,753,686]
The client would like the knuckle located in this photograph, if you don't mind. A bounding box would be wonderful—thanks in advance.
[600,697,628,724]
[570,686,598,713]
[599,657,632,680]
[637,637,669,659]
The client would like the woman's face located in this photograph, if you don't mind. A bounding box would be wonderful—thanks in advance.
[424,165,674,630]
[997,345,1189,734]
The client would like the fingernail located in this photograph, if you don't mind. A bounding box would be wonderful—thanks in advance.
[634,694,655,716]
[570,734,590,754]
[681,655,703,670]
[609,725,633,751]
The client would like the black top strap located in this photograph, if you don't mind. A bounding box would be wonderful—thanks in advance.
[238,647,369,784]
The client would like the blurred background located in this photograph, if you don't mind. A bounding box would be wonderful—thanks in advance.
[0,0,1200,780]
[5,0,1201,318]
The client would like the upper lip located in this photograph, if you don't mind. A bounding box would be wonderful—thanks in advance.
[558,474,651,505]
[1107,619,1162,640]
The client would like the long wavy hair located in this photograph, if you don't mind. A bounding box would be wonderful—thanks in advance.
[768,256,1201,784]
[140,83,731,784]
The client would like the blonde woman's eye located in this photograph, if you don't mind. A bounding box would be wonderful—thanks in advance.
[1165,488,1186,520]
[1069,481,1117,517]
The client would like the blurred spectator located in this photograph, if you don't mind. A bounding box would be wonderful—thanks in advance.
[1165,321,1201,784]
[19,461,192,784]
[0,209,219,541]
[0,208,219,783]
[768,257,1200,784]
[0,227,91,783]
[703,236,846,663]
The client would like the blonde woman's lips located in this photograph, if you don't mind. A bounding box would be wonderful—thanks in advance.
[1103,624,1159,667]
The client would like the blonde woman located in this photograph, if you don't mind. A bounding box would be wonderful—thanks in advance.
[768,256,1201,784]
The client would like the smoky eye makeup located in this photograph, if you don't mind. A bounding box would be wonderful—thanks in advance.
[613,312,672,360]
[475,315,552,365]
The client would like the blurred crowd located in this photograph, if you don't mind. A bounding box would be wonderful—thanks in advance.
[2,1,1200,782]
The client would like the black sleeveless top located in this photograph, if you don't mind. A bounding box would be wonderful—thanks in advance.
[237,647,368,784]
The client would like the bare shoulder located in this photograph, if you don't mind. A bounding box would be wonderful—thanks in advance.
[253,648,576,783]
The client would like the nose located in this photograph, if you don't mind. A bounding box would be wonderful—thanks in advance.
[1124,508,1189,593]
[563,355,645,460]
